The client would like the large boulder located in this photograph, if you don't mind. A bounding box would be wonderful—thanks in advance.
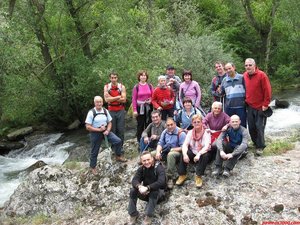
[0,141,25,154]
[3,141,300,224]
[7,127,33,141]
[67,119,81,130]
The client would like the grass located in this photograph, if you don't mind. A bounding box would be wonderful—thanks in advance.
[0,213,51,225]
[263,134,299,156]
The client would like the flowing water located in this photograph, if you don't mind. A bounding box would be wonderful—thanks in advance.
[0,90,299,208]
[0,133,73,207]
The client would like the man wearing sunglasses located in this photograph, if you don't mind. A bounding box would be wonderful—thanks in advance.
[243,58,272,156]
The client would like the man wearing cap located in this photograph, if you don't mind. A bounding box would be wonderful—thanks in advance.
[243,58,272,156]
[165,65,182,113]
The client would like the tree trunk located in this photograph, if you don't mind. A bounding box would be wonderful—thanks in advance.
[29,0,58,79]
[65,0,93,60]
[264,0,280,74]
[241,0,280,72]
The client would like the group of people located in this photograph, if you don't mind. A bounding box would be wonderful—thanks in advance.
[84,58,272,224]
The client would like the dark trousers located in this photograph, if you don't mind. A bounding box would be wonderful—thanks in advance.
[89,131,122,168]
[110,110,125,153]
[225,107,247,128]
[161,108,174,121]
[128,188,159,217]
[136,108,152,143]
[215,142,243,171]
[247,106,266,149]
[178,149,212,176]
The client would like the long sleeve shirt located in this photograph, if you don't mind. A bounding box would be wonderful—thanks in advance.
[221,73,246,108]
[243,68,272,110]
[141,121,166,139]
[179,81,201,108]
[202,112,230,131]
[152,87,175,110]
[182,129,211,155]
[132,83,153,113]
[132,162,166,191]
[216,126,249,156]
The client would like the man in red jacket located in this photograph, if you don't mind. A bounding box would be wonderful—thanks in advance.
[243,58,272,156]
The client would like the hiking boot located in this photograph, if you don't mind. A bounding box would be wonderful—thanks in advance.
[143,216,152,225]
[167,179,174,190]
[195,175,203,188]
[212,167,222,176]
[129,214,139,225]
[255,148,263,156]
[222,168,230,178]
[90,167,98,175]
[116,156,128,162]
[175,175,187,186]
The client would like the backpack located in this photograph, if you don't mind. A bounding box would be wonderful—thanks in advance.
[106,82,123,95]
[91,107,109,124]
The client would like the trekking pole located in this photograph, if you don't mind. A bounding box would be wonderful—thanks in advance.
[104,135,114,176]
[141,141,151,153]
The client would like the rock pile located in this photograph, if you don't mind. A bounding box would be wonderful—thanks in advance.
[1,141,300,225]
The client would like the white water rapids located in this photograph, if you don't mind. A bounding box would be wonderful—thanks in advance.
[0,133,73,207]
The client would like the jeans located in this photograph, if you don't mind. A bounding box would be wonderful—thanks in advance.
[89,131,122,168]
[128,188,159,217]
[139,137,158,153]
[225,107,247,128]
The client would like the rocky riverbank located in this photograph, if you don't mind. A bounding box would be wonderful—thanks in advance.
[1,138,299,225]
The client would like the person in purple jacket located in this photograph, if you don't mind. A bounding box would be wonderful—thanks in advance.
[178,69,201,109]
[202,101,230,160]
[132,70,154,143]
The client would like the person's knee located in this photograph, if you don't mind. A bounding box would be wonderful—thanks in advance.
[129,188,138,198]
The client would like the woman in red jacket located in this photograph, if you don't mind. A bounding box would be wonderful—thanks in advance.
[152,75,175,120]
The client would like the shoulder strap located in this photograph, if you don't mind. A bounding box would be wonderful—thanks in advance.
[177,128,183,144]
[91,108,108,123]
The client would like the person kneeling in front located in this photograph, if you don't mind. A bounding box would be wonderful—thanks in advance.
[212,115,250,177]
[128,151,166,225]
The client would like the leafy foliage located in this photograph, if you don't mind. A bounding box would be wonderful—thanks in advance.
[0,0,299,127]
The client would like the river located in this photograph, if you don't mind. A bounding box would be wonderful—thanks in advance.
[0,90,299,207]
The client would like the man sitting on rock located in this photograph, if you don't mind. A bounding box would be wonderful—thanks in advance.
[154,117,186,189]
[128,151,166,225]
[212,115,249,177]
[140,110,166,152]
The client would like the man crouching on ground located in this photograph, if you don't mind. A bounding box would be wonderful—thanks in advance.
[212,115,250,177]
[128,151,166,225]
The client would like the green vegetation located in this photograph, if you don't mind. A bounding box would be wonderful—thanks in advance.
[264,133,299,156]
[0,0,299,128]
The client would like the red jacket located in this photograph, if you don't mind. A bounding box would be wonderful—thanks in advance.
[152,87,175,110]
[243,68,272,110]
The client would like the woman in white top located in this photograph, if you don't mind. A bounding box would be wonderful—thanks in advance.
[175,114,211,188]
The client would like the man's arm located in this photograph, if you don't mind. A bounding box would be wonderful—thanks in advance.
[232,127,249,156]
[148,164,166,191]
[132,167,144,189]
[118,85,127,103]
[104,84,121,103]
